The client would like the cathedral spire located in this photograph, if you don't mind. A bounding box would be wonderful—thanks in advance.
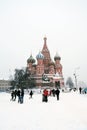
[42,36,48,50]
[44,36,47,45]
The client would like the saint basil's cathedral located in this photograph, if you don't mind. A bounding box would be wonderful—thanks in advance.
[27,37,64,88]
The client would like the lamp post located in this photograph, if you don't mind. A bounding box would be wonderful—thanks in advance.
[73,73,77,88]
[73,67,80,89]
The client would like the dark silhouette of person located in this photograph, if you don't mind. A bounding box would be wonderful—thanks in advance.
[17,89,21,103]
[14,89,17,101]
[55,88,60,100]
[79,87,82,94]
[29,90,33,98]
[52,89,56,97]
[20,88,24,103]
[10,90,14,101]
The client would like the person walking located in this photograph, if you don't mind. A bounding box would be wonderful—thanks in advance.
[17,89,21,103]
[20,88,24,103]
[29,90,33,98]
[10,90,15,101]
[42,89,48,102]
[55,88,60,100]
[14,89,17,101]
[79,87,82,94]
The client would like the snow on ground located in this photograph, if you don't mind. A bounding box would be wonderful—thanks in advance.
[0,91,87,130]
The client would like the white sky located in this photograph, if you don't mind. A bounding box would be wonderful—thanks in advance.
[0,0,87,84]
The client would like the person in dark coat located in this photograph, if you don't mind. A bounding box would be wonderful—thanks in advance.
[29,90,33,98]
[17,89,21,103]
[52,89,56,97]
[10,90,15,101]
[55,88,60,100]
[79,87,82,94]
[14,89,17,101]
[20,88,24,103]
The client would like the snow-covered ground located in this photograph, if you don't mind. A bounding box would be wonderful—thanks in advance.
[0,91,87,130]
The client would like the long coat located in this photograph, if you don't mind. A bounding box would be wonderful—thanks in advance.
[55,89,60,100]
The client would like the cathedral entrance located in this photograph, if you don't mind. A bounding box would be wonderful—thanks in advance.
[55,81,60,88]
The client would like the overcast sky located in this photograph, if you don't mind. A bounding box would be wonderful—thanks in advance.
[0,0,87,84]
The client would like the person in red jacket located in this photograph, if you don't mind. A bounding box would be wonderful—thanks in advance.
[42,89,48,102]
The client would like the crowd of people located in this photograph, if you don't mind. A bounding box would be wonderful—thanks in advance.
[10,86,85,104]
[10,88,24,103]
[10,87,60,104]
[10,89,33,104]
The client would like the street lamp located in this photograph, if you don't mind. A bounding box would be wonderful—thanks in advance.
[73,67,80,89]
[73,73,77,88]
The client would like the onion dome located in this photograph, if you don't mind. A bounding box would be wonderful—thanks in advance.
[36,51,44,60]
[54,52,61,61]
[27,54,35,63]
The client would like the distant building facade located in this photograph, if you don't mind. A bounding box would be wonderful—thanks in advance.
[0,80,11,91]
[27,37,64,88]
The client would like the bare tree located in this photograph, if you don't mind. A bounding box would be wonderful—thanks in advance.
[66,77,74,88]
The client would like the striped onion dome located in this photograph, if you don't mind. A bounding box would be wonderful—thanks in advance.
[36,51,44,59]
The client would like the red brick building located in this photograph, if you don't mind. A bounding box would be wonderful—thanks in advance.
[27,37,64,88]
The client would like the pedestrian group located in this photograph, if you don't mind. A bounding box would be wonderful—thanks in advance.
[10,88,60,104]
